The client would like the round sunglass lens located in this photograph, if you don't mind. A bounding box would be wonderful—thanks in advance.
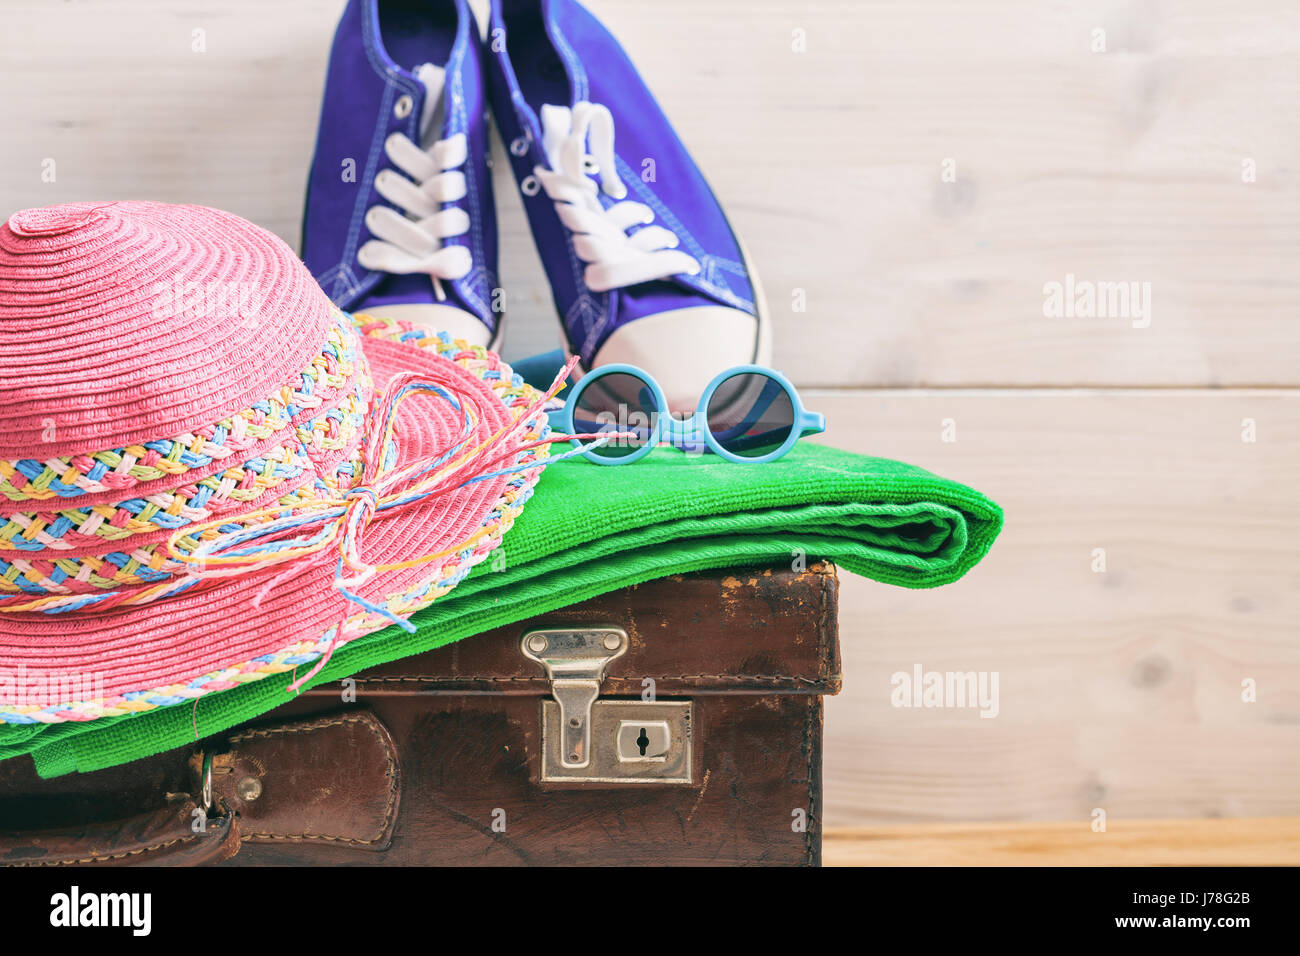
[571,371,660,460]
[705,372,796,459]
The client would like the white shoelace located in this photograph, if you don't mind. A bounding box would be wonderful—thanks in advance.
[533,102,700,293]
[357,64,471,299]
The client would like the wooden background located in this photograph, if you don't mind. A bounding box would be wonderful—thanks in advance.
[1,0,1297,829]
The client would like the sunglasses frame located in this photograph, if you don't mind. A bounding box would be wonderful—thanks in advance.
[551,363,826,465]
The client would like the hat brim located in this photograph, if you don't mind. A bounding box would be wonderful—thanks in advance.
[0,319,547,723]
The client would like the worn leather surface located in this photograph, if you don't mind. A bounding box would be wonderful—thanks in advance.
[227,564,839,866]
[230,693,825,866]
[324,562,841,697]
[211,712,399,851]
[0,800,240,867]
[0,564,838,866]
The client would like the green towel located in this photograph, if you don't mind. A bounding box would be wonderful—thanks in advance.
[1,442,1001,777]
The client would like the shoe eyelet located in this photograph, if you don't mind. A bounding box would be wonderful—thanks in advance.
[393,95,414,120]
[521,175,540,197]
[509,136,529,157]
[582,157,599,174]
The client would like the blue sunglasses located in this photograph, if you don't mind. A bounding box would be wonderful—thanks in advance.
[548,364,825,465]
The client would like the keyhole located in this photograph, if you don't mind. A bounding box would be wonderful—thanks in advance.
[636,727,650,756]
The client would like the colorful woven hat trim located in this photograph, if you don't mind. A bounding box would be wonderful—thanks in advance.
[0,311,360,508]
[0,314,554,724]
[0,447,367,596]
[0,311,379,601]
[0,369,370,556]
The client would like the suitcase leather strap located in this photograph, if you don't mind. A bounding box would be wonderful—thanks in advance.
[210,712,401,851]
[0,711,400,866]
[0,799,241,867]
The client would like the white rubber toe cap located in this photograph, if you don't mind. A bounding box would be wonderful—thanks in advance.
[365,303,495,349]
[590,306,765,414]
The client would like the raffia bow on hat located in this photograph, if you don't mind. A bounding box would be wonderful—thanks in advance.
[164,355,599,690]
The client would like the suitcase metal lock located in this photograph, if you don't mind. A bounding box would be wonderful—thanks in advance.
[521,626,693,785]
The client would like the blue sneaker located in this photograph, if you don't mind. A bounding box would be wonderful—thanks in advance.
[485,0,769,411]
[302,0,501,348]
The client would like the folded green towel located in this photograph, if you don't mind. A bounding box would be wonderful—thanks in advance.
[2,442,1002,777]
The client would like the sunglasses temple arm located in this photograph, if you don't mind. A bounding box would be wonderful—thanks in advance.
[800,411,826,436]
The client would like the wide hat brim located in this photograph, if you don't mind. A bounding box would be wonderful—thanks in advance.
[0,321,547,723]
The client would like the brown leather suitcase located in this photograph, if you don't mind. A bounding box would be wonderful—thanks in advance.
[0,562,840,867]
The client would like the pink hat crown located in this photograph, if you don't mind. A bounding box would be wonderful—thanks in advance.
[0,201,333,459]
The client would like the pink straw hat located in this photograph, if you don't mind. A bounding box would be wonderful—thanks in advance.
[0,201,567,724]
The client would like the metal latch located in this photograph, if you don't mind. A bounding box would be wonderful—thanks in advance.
[521,626,626,769]
[521,627,693,785]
